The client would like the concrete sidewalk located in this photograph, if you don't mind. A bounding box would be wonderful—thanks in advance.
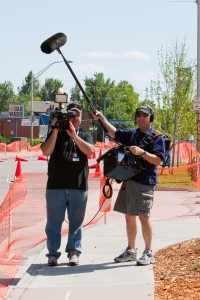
[6,217,200,300]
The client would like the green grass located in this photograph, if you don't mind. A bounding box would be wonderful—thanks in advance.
[158,168,198,190]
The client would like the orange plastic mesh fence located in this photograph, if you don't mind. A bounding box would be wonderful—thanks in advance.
[0,173,107,299]
[0,148,200,298]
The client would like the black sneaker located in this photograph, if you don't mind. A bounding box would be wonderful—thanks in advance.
[68,250,79,266]
[114,248,137,263]
[48,256,58,266]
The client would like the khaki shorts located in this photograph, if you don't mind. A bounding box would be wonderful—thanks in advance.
[113,180,154,216]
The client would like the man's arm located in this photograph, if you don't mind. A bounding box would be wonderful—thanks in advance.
[41,129,59,157]
[128,145,162,166]
[72,134,95,156]
[92,111,116,138]
[67,121,95,156]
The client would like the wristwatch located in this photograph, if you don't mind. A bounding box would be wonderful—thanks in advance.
[141,151,147,158]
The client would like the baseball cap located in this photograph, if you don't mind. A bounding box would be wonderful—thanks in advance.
[136,105,152,116]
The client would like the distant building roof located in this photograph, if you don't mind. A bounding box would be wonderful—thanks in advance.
[28,101,68,114]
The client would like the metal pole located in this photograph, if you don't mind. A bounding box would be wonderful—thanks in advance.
[102,97,107,142]
[195,0,200,177]
[30,74,34,145]
[197,0,200,96]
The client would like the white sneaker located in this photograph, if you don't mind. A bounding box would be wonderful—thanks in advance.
[137,250,155,266]
[68,251,79,266]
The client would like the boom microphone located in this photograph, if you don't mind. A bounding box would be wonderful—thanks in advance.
[40,33,67,54]
[40,32,108,133]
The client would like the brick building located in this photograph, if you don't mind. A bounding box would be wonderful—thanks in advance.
[0,101,93,139]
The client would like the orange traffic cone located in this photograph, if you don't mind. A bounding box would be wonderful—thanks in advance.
[15,156,28,162]
[15,160,22,180]
[94,161,102,177]
[98,147,102,158]
[38,155,48,161]
[92,148,96,159]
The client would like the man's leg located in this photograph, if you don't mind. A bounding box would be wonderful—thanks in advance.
[137,214,155,265]
[138,214,152,250]
[65,189,88,254]
[125,214,137,250]
[46,189,66,259]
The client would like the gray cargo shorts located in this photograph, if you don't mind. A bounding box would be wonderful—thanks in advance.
[113,180,154,216]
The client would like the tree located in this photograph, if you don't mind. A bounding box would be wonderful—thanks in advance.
[70,73,140,141]
[18,71,40,98]
[40,78,64,102]
[105,80,140,128]
[70,84,81,103]
[0,81,16,112]
[145,39,196,165]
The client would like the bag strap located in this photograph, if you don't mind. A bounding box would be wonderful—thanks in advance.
[139,130,161,149]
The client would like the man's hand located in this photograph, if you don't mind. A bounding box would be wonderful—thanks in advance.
[66,120,76,138]
[129,146,144,156]
[51,117,57,128]
[92,110,102,120]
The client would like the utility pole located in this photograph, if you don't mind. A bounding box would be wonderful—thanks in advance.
[196,0,200,154]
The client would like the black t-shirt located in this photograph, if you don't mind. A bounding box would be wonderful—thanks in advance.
[45,128,93,190]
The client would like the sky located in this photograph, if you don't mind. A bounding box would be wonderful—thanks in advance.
[0,0,197,100]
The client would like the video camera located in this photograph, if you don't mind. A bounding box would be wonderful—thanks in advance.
[50,92,77,131]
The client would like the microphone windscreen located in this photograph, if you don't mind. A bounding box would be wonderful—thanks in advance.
[40,33,67,54]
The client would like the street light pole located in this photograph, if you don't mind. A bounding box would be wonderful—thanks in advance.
[196,1,200,154]
[30,60,72,145]
[30,74,34,144]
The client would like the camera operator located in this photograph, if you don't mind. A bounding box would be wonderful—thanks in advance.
[41,102,95,266]
[93,105,165,266]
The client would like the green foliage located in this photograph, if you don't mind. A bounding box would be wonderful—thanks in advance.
[27,138,43,146]
[0,135,9,143]
[18,71,40,97]
[16,93,32,115]
[0,81,16,112]
[70,73,140,141]
[40,78,63,102]
[70,85,81,102]
[145,39,196,142]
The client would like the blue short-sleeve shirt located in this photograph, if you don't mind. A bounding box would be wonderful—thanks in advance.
[115,127,165,187]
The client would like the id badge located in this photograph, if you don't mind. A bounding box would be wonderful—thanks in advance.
[72,153,80,162]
